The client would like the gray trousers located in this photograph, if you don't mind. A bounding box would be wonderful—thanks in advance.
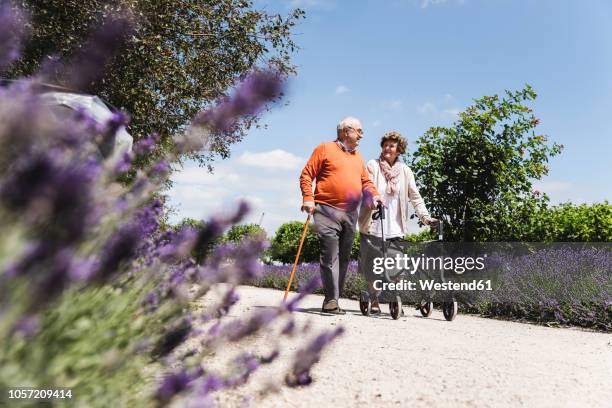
[313,204,357,302]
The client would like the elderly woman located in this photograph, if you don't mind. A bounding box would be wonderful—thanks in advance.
[357,131,437,314]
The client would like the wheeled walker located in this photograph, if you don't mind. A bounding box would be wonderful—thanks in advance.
[359,204,458,321]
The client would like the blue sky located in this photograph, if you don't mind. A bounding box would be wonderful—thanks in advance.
[167,0,612,235]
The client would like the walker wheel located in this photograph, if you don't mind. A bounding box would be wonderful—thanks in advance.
[359,292,371,316]
[419,301,434,318]
[442,300,458,321]
[389,296,402,320]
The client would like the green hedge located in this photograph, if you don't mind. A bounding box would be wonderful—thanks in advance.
[539,202,611,241]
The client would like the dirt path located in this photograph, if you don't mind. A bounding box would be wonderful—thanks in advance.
[200,285,612,408]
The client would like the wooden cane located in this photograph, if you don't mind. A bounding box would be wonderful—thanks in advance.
[283,214,311,302]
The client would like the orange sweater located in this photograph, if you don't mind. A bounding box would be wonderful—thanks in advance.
[300,141,379,211]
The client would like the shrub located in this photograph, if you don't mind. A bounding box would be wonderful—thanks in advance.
[270,221,361,264]
[404,228,437,242]
[226,223,267,243]
[270,221,320,264]
[541,202,612,242]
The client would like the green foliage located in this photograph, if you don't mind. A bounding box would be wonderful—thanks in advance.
[407,85,563,241]
[226,223,267,243]
[537,202,612,242]
[404,228,437,242]
[9,0,304,170]
[0,275,178,407]
[351,231,361,260]
[270,221,320,264]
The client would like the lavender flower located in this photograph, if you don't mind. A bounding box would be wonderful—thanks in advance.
[59,16,134,90]
[286,326,345,387]
[114,150,134,175]
[0,3,27,70]
[133,133,160,157]
[94,222,142,283]
[194,70,284,135]
[156,367,203,404]
[150,160,170,179]
[217,288,240,317]
[151,317,193,359]
[13,315,39,337]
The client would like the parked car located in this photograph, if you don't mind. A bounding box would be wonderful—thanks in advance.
[1,80,133,160]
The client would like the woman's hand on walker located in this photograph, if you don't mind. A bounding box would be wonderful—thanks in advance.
[424,216,438,226]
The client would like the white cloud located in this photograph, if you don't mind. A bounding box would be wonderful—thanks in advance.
[372,120,382,128]
[417,98,461,120]
[420,0,465,8]
[167,151,307,234]
[533,180,573,195]
[382,99,403,112]
[236,149,305,170]
[289,0,337,10]
[417,102,436,115]
[171,166,240,186]
[335,85,350,94]
[442,108,461,118]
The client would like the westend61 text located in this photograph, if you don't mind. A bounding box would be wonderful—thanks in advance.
[372,254,486,275]
[373,279,493,292]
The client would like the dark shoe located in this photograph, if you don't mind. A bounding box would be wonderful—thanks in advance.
[321,299,346,315]
[370,300,381,315]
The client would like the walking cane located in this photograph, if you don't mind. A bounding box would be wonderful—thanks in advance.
[283,213,311,302]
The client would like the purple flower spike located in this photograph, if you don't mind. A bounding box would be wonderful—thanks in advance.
[286,326,344,387]
[115,150,134,175]
[285,276,322,312]
[150,160,170,178]
[62,16,134,89]
[195,70,285,134]
[218,288,240,316]
[133,133,160,157]
[0,4,28,70]
[156,367,203,404]
[201,374,226,394]
[13,315,39,337]
[94,222,142,283]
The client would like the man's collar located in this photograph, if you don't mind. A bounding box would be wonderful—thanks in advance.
[336,139,356,153]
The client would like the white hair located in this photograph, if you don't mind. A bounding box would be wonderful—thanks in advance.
[336,116,362,134]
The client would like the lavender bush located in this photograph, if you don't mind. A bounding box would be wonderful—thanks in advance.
[0,6,341,407]
[254,248,610,331]
[478,247,612,330]
[250,261,365,300]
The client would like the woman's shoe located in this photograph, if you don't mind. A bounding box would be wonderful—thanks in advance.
[370,300,381,315]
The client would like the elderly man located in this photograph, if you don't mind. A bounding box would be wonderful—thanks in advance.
[300,116,381,314]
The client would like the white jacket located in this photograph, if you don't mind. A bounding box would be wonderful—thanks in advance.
[358,159,430,235]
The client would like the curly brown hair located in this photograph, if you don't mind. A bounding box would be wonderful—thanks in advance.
[380,131,407,154]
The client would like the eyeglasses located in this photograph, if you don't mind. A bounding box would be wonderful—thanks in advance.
[346,126,363,135]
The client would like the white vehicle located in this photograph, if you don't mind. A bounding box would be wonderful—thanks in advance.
[1,80,133,160]
[40,91,133,160]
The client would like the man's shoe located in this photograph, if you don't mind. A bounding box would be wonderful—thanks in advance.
[321,299,346,315]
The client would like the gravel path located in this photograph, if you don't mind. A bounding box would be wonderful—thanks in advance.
[203,285,612,408]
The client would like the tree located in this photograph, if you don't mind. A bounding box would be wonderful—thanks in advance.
[8,0,304,170]
[407,85,563,241]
